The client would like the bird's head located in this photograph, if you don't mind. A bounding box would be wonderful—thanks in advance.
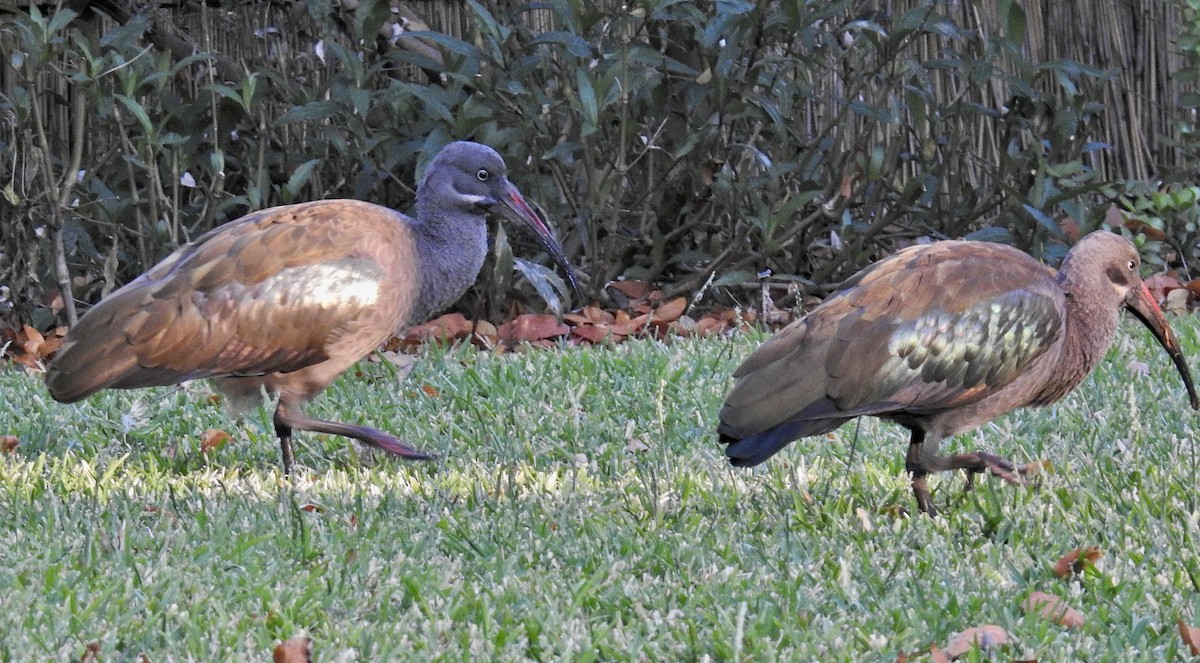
[1065,231,1199,409]
[421,141,582,303]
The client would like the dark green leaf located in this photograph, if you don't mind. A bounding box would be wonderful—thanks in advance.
[45,9,79,38]
[1181,92,1200,109]
[713,270,756,288]
[489,226,515,319]
[403,31,483,60]
[514,258,568,314]
[998,0,1027,47]
[532,31,594,59]
[285,159,322,198]
[99,13,147,49]
[203,84,244,105]
[964,226,1014,244]
[575,68,598,128]
[353,0,390,42]
[114,94,153,135]
[466,0,510,44]
[1022,204,1065,238]
[209,149,226,177]
[667,250,714,265]
[276,101,341,125]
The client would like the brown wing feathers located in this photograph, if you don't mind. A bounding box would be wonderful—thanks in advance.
[44,201,416,404]
[719,241,1065,466]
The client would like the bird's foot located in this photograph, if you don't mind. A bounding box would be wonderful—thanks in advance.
[275,400,437,464]
[912,474,938,517]
[963,452,1021,492]
[359,431,437,461]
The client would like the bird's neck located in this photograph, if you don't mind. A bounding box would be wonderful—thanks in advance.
[410,204,489,325]
[1052,285,1121,398]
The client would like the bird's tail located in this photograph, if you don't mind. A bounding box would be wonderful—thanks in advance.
[721,417,849,467]
[45,337,138,402]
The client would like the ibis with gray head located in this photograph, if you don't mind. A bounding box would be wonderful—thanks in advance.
[46,141,581,473]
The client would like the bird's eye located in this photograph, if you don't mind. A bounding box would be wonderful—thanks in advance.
[1128,259,1136,271]
[476,169,489,181]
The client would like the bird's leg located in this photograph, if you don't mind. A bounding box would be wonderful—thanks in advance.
[272,409,297,475]
[904,429,937,516]
[904,429,1022,515]
[907,432,1022,497]
[273,397,436,465]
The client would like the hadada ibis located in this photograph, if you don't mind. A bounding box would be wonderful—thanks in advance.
[718,231,1199,515]
[45,141,580,473]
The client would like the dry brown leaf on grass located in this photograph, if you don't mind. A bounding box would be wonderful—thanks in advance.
[273,637,312,663]
[626,436,651,453]
[20,324,44,353]
[653,297,687,323]
[472,320,498,347]
[200,428,232,454]
[693,314,730,337]
[1178,620,1200,655]
[1023,591,1085,628]
[1166,287,1191,314]
[564,305,615,325]
[610,313,651,336]
[78,642,101,663]
[1059,215,1082,241]
[606,279,652,301]
[1052,546,1103,578]
[1145,271,1182,302]
[584,305,616,324]
[671,314,698,336]
[1019,459,1054,478]
[571,323,619,344]
[404,312,475,343]
[1,435,18,453]
[942,625,1009,658]
[1182,278,1200,297]
[928,644,950,663]
[1119,212,1168,241]
[41,326,68,356]
[498,313,569,344]
[440,312,477,335]
[1,324,67,368]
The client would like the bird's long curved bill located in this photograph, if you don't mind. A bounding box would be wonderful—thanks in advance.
[1126,282,1200,409]
[500,182,584,303]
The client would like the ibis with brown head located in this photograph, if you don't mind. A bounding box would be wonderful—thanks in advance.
[718,231,1198,515]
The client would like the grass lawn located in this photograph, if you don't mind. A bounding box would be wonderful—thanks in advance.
[3,318,1200,661]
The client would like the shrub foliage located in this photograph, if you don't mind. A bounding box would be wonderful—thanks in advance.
[0,0,1194,329]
